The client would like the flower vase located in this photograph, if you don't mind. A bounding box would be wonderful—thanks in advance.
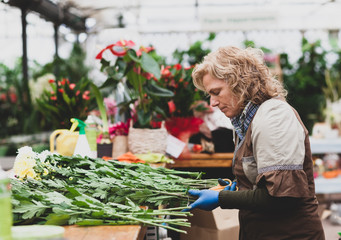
[97,143,113,158]
[112,135,129,159]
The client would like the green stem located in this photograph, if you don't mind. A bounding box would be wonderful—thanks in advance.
[137,72,146,112]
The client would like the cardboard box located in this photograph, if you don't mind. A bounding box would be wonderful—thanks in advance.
[180,208,239,240]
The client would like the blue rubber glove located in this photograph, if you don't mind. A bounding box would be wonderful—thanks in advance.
[183,189,219,212]
[224,181,237,191]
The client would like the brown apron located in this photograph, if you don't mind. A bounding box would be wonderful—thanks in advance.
[232,106,325,240]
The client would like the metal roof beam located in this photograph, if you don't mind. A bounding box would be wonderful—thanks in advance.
[4,0,86,32]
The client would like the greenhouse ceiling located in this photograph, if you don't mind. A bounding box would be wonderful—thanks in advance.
[50,0,341,33]
[3,0,341,34]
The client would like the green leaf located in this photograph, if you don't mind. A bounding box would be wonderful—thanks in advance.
[65,186,82,198]
[93,189,107,199]
[62,92,71,105]
[100,58,110,71]
[90,82,109,134]
[144,81,174,97]
[45,213,70,225]
[126,49,140,63]
[13,201,48,219]
[141,52,161,79]
[137,108,151,128]
[76,219,104,226]
[45,192,73,205]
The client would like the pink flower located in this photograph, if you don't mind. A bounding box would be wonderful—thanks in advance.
[69,83,76,90]
[104,97,117,116]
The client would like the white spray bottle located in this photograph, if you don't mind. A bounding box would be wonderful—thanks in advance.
[71,118,93,158]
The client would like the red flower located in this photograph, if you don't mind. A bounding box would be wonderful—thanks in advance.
[82,90,90,100]
[115,39,135,47]
[142,72,154,80]
[9,93,17,103]
[165,116,203,139]
[136,46,154,56]
[58,89,64,93]
[168,100,176,114]
[48,79,55,84]
[96,44,115,59]
[0,93,6,101]
[76,90,80,96]
[50,96,57,101]
[150,121,162,129]
[161,65,172,77]
[61,78,67,85]
[69,83,76,90]
[173,64,182,70]
[96,40,136,59]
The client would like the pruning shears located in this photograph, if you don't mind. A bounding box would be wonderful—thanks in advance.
[209,178,238,192]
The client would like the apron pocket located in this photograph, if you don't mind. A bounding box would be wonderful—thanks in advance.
[242,156,258,185]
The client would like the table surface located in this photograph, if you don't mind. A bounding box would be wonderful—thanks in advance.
[63,225,146,240]
[167,152,233,168]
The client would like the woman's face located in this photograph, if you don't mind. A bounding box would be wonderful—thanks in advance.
[203,73,241,118]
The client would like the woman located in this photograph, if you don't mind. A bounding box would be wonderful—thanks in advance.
[185,46,325,239]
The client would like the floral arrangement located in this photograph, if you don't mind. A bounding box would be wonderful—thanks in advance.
[36,78,93,129]
[158,64,204,118]
[96,39,174,129]
[109,121,129,138]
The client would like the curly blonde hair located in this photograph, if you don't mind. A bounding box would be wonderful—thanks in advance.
[192,46,287,107]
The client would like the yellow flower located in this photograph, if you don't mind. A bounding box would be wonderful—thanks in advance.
[13,146,37,180]
[43,168,49,176]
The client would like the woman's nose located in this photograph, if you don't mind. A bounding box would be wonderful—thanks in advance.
[210,97,219,107]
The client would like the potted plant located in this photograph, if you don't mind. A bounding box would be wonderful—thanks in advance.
[96,40,174,154]
[156,64,205,157]
[91,83,112,157]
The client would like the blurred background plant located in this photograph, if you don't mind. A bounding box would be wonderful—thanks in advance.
[281,37,328,133]
[172,33,216,66]
[157,64,204,118]
[96,39,174,129]
[36,77,95,129]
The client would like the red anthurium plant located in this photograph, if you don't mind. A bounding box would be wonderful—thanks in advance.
[158,64,204,118]
[36,78,93,129]
[96,40,174,129]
